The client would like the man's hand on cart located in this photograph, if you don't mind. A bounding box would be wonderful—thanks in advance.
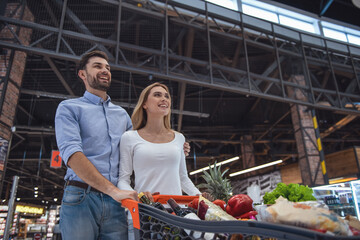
[183,142,191,156]
[110,188,139,202]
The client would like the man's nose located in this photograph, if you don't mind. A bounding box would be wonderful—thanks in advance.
[101,69,109,74]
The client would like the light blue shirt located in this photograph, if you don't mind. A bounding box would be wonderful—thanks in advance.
[55,91,132,185]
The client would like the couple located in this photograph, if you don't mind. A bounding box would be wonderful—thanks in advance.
[55,50,207,240]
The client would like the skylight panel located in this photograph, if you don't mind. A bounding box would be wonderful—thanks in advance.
[323,28,347,42]
[348,34,360,45]
[243,4,278,23]
[206,0,238,10]
[279,15,316,34]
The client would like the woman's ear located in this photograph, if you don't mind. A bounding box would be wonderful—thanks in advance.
[143,104,147,110]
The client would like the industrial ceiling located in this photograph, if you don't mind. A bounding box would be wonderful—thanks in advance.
[0,0,360,205]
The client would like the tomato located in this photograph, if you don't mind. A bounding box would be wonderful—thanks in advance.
[188,198,199,209]
[212,199,226,210]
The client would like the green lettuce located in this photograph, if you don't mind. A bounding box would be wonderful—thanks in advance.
[263,183,316,204]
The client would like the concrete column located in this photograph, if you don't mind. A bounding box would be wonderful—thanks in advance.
[0,3,34,192]
[288,75,325,186]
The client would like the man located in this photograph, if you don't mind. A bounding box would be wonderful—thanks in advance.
[55,50,139,240]
[55,50,190,239]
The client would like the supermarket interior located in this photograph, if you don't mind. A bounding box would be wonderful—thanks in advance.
[0,0,360,239]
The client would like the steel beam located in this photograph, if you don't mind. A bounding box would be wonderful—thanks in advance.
[1,0,360,115]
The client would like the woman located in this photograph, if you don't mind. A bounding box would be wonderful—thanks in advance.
[117,82,203,197]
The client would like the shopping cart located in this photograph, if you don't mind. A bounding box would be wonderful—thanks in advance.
[122,195,360,240]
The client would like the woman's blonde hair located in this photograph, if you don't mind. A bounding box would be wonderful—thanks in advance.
[131,82,172,130]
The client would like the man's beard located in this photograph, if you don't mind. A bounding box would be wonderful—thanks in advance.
[87,73,111,91]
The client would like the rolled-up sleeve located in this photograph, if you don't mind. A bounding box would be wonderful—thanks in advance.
[55,102,83,166]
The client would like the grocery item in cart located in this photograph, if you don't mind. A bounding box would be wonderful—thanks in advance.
[168,198,215,239]
[226,194,253,218]
[263,183,316,204]
[266,196,352,236]
[198,195,236,221]
[122,195,360,240]
[138,192,167,212]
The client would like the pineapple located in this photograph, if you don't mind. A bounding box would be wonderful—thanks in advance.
[197,161,233,202]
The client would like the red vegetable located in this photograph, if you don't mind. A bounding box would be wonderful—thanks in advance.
[188,198,199,210]
[225,194,253,217]
[212,199,226,210]
[238,211,258,219]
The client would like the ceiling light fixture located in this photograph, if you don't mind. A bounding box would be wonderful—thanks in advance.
[229,159,283,177]
[189,156,240,175]
[312,185,351,191]
[329,177,358,184]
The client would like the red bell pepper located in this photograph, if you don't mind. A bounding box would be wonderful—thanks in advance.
[225,194,253,217]
[212,199,226,210]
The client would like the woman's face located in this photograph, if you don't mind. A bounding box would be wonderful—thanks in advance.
[143,86,171,117]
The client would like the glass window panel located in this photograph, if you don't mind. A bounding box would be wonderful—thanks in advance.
[279,15,316,34]
[323,28,347,42]
[277,8,314,22]
[206,0,238,10]
[242,0,276,11]
[243,4,278,23]
[346,28,360,35]
[348,34,360,46]
[322,21,345,31]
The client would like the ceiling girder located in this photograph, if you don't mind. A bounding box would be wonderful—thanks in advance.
[1,0,359,114]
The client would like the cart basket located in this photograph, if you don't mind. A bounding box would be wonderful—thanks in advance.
[122,195,360,240]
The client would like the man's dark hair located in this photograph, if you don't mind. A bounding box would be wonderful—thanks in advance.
[78,50,109,71]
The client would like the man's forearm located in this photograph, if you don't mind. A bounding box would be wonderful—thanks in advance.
[67,152,118,195]
[67,152,139,203]
[67,152,138,202]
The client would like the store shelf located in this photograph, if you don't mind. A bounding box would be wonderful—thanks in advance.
[313,180,360,219]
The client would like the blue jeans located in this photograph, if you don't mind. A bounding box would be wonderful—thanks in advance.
[60,185,128,240]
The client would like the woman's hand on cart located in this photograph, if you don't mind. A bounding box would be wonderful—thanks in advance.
[142,191,160,202]
[198,192,214,201]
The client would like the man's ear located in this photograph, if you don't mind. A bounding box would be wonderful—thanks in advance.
[78,70,86,81]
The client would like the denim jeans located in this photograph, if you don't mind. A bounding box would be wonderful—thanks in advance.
[60,185,128,240]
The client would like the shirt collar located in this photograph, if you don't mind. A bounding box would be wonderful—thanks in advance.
[83,91,111,104]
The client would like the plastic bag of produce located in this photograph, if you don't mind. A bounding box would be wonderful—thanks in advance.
[266,197,352,236]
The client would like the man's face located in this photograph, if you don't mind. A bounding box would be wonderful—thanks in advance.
[80,56,111,92]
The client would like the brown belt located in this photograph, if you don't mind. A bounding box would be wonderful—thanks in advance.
[66,180,101,193]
